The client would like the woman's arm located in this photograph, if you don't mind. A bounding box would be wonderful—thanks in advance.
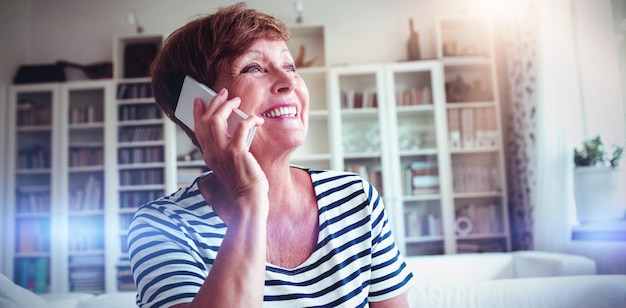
[173,194,268,308]
[171,92,269,308]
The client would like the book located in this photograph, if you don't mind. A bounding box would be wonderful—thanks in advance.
[406,160,439,195]
[447,109,461,149]
[404,210,423,237]
[475,108,488,147]
[460,108,475,148]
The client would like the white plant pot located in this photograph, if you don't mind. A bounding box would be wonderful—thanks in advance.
[574,166,626,223]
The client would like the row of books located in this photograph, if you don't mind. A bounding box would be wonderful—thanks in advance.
[69,255,105,293]
[118,126,163,142]
[117,82,152,100]
[451,163,501,193]
[405,242,445,255]
[17,102,52,126]
[117,261,136,291]
[404,212,443,237]
[119,169,164,186]
[455,203,502,235]
[457,240,506,253]
[69,105,103,124]
[69,255,105,268]
[118,146,164,164]
[118,104,162,121]
[341,90,378,109]
[403,160,439,196]
[14,257,49,294]
[16,186,51,213]
[17,145,51,169]
[396,86,432,106]
[119,190,164,209]
[448,107,498,149]
[345,165,384,195]
[69,175,103,211]
[16,218,50,253]
[70,270,105,293]
[69,146,103,167]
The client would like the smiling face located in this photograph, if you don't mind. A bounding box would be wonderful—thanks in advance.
[214,38,310,159]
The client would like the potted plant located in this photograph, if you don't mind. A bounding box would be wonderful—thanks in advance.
[573,135,625,223]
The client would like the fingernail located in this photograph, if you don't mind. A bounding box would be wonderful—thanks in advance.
[219,88,227,96]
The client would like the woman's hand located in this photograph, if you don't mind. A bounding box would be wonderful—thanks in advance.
[188,88,269,308]
[193,88,268,206]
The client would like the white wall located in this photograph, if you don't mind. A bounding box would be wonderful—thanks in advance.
[0,0,32,277]
[573,0,625,145]
[19,0,464,68]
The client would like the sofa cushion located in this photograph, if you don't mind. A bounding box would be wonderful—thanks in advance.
[0,273,48,308]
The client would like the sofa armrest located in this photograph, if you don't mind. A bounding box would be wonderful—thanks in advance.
[512,250,596,278]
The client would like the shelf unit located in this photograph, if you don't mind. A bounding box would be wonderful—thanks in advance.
[3,33,180,293]
[60,81,115,294]
[328,64,391,197]
[113,77,173,291]
[323,16,510,257]
[7,83,59,294]
[6,81,116,294]
[112,33,177,291]
[436,15,511,253]
[384,61,455,256]
[327,61,455,256]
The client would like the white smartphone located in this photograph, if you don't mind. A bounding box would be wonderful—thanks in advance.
[175,75,255,147]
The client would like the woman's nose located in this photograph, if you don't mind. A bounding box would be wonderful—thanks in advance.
[272,70,296,94]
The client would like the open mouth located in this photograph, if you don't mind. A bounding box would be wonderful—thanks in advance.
[262,106,297,118]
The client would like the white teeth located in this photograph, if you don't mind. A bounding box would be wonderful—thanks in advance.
[262,106,297,118]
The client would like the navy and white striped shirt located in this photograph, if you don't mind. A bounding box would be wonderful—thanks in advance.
[128,168,414,307]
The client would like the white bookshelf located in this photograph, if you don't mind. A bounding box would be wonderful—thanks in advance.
[436,15,511,253]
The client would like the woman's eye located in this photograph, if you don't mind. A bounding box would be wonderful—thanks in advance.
[284,64,297,73]
[242,64,263,73]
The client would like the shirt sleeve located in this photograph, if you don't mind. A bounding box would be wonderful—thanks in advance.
[364,181,415,302]
[127,202,210,308]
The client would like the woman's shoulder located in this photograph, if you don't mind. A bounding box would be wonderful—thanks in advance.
[134,172,213,216]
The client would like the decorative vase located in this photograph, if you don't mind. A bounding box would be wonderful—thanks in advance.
[573,166,625,223]
[407,18,421,61]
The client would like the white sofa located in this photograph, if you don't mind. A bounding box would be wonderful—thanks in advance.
[2,250,625,308]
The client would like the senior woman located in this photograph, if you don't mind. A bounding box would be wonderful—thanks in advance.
[127,3,414,307]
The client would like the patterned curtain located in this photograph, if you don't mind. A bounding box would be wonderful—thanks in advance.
[495,0,538,251]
